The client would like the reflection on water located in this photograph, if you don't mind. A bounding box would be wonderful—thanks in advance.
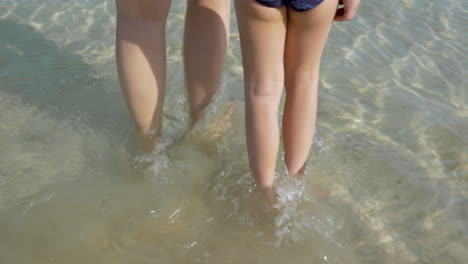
[1,0,468,263]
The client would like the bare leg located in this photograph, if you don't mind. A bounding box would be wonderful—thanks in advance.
[184,0,231,125]
[115,0,171,149]
[283,0,338,177]
[235,0,287,203]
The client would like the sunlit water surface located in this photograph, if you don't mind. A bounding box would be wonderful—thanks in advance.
[1,0,467,263]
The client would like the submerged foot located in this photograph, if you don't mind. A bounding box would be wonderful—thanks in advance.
[183,102,239,156]
[198,101,239,140]
[290,164,330,201]
[251,185,279,215]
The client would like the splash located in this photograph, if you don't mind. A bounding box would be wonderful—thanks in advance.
[273,175,344,247]
[133,135,174,179]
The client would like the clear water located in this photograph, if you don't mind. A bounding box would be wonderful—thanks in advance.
[1,0,468,263]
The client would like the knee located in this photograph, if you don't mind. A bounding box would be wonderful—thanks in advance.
[247,79,284,99]
[285,69,319,84]
[284,71,319,96]
[116,0,170,21]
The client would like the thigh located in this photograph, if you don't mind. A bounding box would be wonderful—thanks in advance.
[284,0,338,80]
[115,0,171,21]
[235,0,287,95]
[189,0,231,13]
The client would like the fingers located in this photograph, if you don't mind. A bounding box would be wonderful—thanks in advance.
[334,7,355,21]
[335,8,345,17]
[334,0,360,21]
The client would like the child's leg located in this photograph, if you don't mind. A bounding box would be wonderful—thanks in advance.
[282,0,338,176]
[184,0,231,125]
[115,0,171,148]
[235,0,287,195]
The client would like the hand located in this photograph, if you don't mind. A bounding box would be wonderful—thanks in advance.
[335,0,360,21]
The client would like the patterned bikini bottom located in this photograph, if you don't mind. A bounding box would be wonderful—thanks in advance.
[256,0,325,12]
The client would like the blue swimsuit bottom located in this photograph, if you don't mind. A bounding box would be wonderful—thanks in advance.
[256,0,325,12]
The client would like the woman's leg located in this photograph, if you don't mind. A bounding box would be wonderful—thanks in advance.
[115,0,171,148]
[282,0,338,176]
[235,0,287,200]
[184,0,231,125]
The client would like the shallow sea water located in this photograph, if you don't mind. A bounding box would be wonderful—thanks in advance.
[1,0,468,263]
